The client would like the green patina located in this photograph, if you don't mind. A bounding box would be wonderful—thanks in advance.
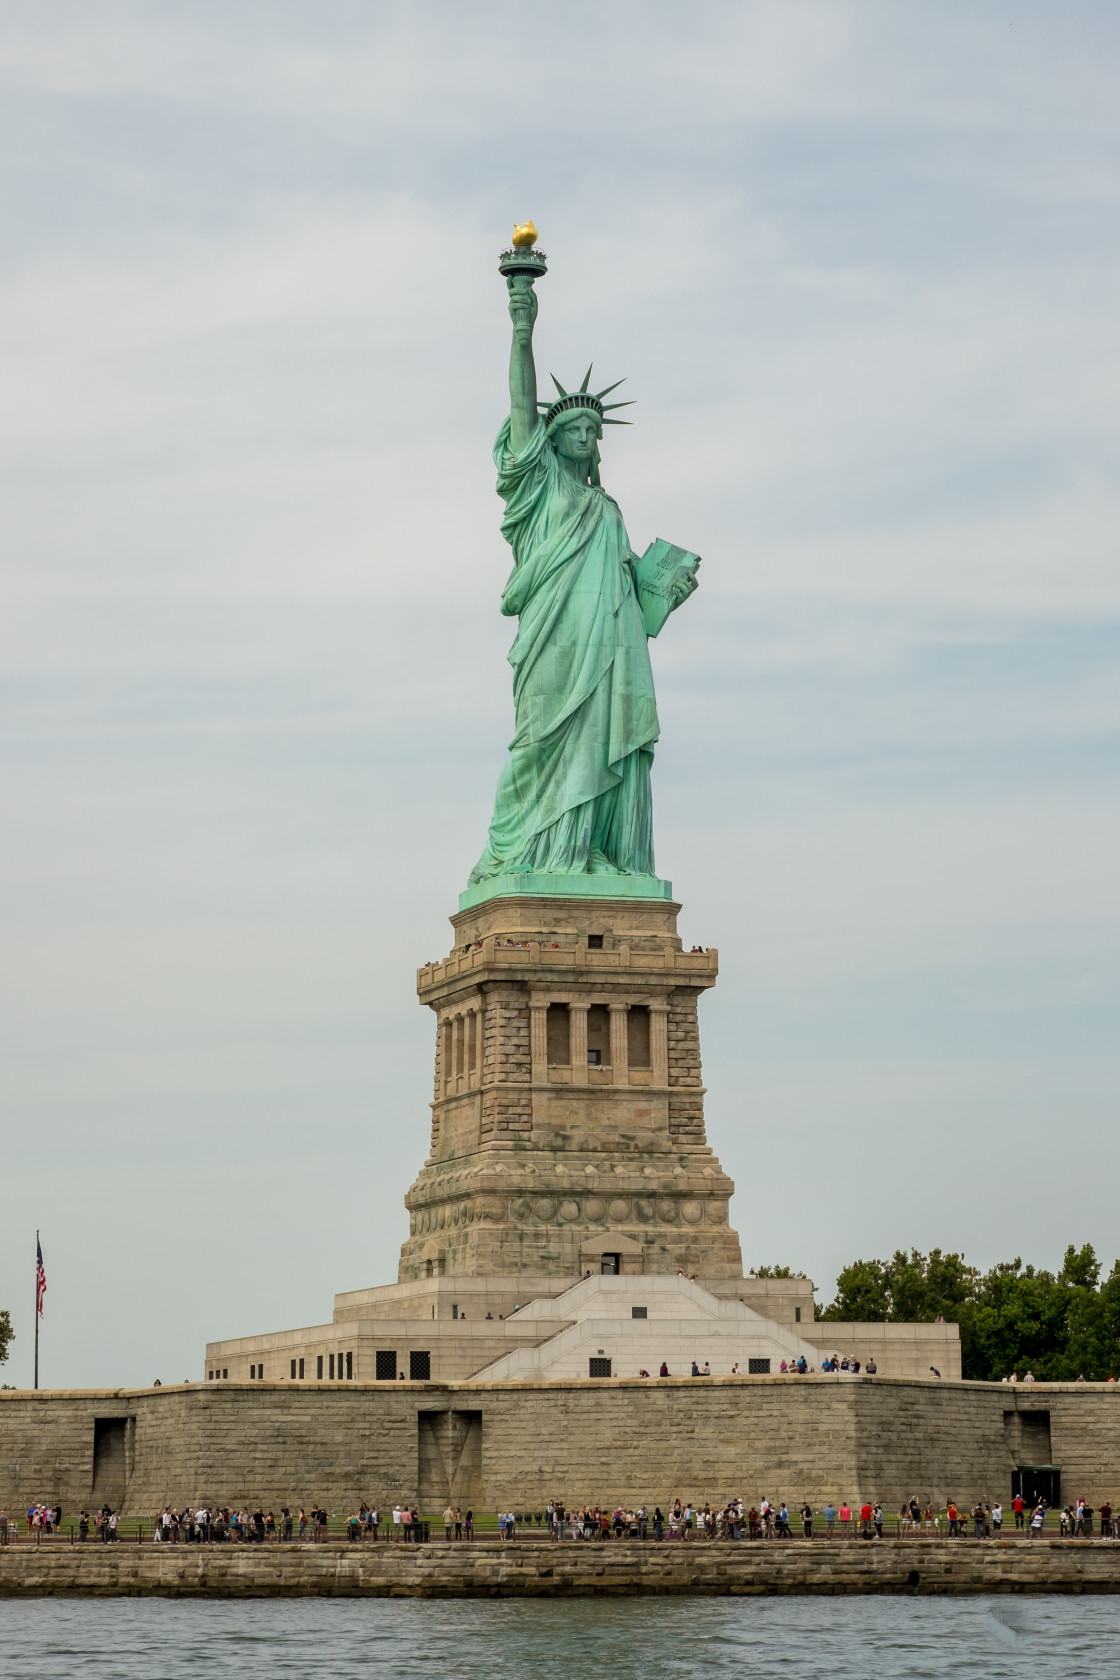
[464,243,698,911]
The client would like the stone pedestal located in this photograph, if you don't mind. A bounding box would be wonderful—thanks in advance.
[399,895,743,1281]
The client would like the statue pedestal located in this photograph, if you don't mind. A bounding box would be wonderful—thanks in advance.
[402,892,742,1283]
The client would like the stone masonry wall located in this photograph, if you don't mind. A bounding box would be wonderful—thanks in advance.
[4,1379,1119,1520]
[479,985,532,1142]
[667,993,705,1141]
[5,1540,1120,1599]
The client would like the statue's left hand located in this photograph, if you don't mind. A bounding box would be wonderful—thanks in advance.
[670,572,699,609]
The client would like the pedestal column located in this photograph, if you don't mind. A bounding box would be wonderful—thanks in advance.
[649,998,670,1086]
[529,998,549,1084]
[609,1001,630,1086]
[568,1002,589,1085]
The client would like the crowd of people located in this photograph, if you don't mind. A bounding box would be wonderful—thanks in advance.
[3,1493,1116,1545]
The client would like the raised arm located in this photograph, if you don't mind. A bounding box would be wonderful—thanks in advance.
[507,276,539,453]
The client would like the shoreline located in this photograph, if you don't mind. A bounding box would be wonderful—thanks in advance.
[2,1539,1119,1597]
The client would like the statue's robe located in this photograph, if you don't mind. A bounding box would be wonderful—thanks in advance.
[469,417,659,883]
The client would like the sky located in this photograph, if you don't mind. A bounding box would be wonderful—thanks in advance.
[2,0,1118,1388]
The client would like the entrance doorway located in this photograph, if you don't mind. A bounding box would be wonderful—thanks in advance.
[1012,1466,1061,1509]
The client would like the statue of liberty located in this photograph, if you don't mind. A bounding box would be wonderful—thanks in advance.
[468,228,699,896]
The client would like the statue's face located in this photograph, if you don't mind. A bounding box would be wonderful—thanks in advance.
[552,412,601,464]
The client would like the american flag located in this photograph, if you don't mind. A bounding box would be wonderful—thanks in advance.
[36,1237,46,1318]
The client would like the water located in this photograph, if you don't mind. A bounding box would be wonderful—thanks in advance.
[2,1597,1118,1678]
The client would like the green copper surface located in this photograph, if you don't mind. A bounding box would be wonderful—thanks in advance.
[458,870,674,912]
[466,250,699,906]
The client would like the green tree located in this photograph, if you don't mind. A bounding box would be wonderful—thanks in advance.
[819,1249,975,1324]
[821,1244,1120,1380]
[0,1309,13,1366]
[749,1266,808,1279]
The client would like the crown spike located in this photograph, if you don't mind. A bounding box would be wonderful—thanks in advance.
[550,374,568,398]
[594,378,626,400]
[579,365,593,393]
[600,401,634,412]
[601,418,632,426]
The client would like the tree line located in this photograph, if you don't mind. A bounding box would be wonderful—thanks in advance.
[817,1244,1120,1381]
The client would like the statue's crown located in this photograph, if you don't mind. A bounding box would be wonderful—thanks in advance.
[539,367,633,428]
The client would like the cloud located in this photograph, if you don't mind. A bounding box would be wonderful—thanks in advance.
[1,0,1118,1384]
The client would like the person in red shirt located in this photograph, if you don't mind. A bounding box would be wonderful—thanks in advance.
[860,1501,873,1538]
[1012,1493,1025,1530]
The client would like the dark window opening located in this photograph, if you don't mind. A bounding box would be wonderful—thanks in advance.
[410,1350,432,1380]
[589,1357,612,1377]
[329,1353,335,1379]
[290,1359,296,1379]
[222,1369,228,1379]
[748,1357,771,1374]
[376,1349,397,1381]
[208,1371,213,1380]
[250,1364,256,1379]
[795,1307,801,1322]
[316,1355,323,1379]
[600,1253,621,1275]
[346,1350,353,1380]
[298,1358,304,1379]
[547,1003,570,1065]
[451,1302,459,1319]
[586,1004,611,1066]
[631,1306,647,1319]
[626,1005,651,1067]
[587,933,604,949]
[1012,1466,1061,1510]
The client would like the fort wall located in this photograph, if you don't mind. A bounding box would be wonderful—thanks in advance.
[2,1377,1116,1518]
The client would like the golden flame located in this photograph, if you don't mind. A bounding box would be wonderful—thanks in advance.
[511,221,538,248]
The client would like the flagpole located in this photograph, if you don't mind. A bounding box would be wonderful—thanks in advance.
[34,1230,39,1391]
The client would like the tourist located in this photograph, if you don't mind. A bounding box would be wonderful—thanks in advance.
[1012,1492,1024,1529]
[859,1500,873,1539]
[298,1508,308,1539]
[1023,1369,1036,1382]
[444,1504,455,1540]
[691,1360,699,1377]
[659,1362,669,1377]
[1030,1502,1046,1537]
[823,1501,836,1537]
[281,1508,292,1541]
[972,1501,985,1539]
[1100,1499,1112,1538]
[873,1504,884,1539]
[464,1509,474,1540]
[991,1501,1002,1536]
[347,1511,361,1542]
[801,1503,813,1538]
[454,1507,462,1540]
[838,1502,852,1537]
[947,1501,959,1537]
[653,1506,664,1541]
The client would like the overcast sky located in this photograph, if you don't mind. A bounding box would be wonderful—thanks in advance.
[2,1,1118,1387]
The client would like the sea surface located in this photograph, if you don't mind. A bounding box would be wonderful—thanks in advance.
[2,1596,1118,1678]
